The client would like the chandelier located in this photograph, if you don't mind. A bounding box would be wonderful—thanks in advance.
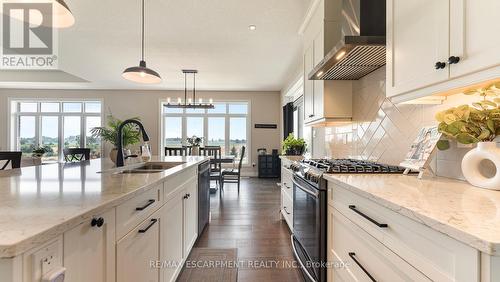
[164,70,214,109]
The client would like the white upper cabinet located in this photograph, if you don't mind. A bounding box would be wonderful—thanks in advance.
[387,0,500,100]
[302,0,352,126]
[387,0,450,96]
[304,43,315,122]
[449,0,500,78]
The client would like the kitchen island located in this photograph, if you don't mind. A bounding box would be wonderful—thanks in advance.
[0,156,209,282]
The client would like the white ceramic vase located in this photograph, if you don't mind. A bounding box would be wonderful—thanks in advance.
[462,142,500,190]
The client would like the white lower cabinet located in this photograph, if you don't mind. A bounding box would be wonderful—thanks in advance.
[161,190,184,282]
[331,208,430,282]
[183,177,198,257]
[63,209,116,282]
[117,211,161,282]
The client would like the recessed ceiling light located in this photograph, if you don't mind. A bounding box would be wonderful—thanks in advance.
[248,25,257,31]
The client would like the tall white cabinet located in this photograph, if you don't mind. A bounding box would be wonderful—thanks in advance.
[387,0,500,100]
[302,0,352,126]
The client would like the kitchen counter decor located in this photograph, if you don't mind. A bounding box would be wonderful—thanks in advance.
[282,133,306,156]
[436,83,500,189]
[91,115,142,164]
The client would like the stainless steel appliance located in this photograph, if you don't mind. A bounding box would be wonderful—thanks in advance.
[290,159,408,282]
[309,0,387,81]
[198,160,210,234]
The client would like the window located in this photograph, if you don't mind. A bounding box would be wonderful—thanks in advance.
[10,100,102,161]
[161,101,250,164]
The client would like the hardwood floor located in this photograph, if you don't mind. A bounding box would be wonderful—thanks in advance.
[195,178,304,282]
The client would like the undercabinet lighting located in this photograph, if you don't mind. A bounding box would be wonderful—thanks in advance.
[248,25,257,31]
[400,96,447,105]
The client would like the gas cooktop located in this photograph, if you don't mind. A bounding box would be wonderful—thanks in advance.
[292,158,408,174]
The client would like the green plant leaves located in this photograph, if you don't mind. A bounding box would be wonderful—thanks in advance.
[456,133,480,144]
[436,140,450,150]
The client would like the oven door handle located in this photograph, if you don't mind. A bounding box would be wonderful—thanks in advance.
[291,178,318,197]
[291,235,317,282]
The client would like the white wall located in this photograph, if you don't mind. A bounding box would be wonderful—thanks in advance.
[0,89,282,176]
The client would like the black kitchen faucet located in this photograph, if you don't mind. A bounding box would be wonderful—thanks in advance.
[116,119,150,167]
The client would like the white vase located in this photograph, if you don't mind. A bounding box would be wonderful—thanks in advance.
[462,142,500,190]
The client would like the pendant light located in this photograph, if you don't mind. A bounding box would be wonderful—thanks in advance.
[122,0,162,84]
[53,0,75,28]
[165,70,214,109]
[5,0,75,28]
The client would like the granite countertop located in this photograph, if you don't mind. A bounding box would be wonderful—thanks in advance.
[324,174,500,255]
[0,156,208,258]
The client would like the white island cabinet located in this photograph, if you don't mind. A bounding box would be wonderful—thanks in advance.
[63,209,116,282]
[0,157,206,282]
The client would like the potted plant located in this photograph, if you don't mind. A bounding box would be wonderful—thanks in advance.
[436,82,500,189]
[187,135,203,156]
[32,146,48,158]
[90,115,141,163]
[282,133,306,156]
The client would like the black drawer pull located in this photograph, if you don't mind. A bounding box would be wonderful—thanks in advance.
[136,199,155,211]
[284,183,291,189]
[138,218,158,233]
[91,217,104,228]
[283,206,291,215]
[349,252,376,282]
[434,61,446,69]
[348,205,388,228]
[308,114,314,118]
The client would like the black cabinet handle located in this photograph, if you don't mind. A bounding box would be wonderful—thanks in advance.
[349,252,376,282]
[283,182,291,189]
[136,199,155,211]
[349,205,388,228]
[183,193,191,199]
[434,61,446,69]
[283,206,291,215]
[308,114,314,118]
[91,217,104,228]
[448,56,460,64]
[138,218,158,233]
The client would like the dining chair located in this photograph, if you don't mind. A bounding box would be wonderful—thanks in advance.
[221,146,245,193]
[63,148,91,162]
[0,151,22,170]
[200,146,222,188]
[165,146,187,156]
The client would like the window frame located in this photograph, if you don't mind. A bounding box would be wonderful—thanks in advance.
[159,99,251,165]
[8,98,104,162]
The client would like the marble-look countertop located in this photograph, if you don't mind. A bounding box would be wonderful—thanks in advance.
[324,174,500,255]
[0,156,208,258]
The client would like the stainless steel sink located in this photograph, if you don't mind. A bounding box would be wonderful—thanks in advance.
[115,162,186,174]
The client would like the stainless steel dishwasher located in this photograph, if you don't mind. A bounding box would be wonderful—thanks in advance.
[198,160,211,235]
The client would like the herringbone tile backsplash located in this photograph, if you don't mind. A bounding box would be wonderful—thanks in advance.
[323,67,479,180]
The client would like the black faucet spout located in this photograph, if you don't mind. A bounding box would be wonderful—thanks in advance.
[116,119,150,167]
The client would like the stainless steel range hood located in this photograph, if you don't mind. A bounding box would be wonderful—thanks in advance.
[309,0,386,80]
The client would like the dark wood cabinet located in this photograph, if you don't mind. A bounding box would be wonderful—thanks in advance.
[258,154,281,178]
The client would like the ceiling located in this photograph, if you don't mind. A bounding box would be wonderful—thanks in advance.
[0,0,309,91]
